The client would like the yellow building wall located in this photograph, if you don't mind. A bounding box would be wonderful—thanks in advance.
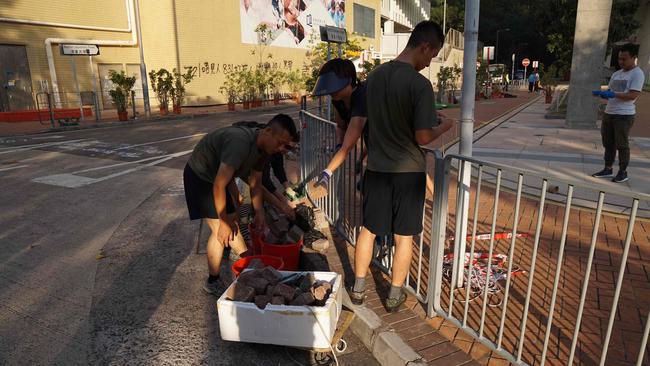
[0,0,381,108]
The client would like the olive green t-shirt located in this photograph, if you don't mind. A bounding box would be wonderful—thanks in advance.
[187,126,266,183]
[366,60,438,173]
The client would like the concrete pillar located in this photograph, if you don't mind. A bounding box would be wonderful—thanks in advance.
[636,3,650,82]
[565,0,613,129]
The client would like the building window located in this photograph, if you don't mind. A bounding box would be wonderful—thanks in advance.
[354,4,375,38]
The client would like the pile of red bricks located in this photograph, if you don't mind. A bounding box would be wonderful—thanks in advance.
[226,265,333,309]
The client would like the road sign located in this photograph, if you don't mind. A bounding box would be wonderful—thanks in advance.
[60,44,100,56]
[319,26,347,44]
[482,46,495,61]
[532,60,539,68]
[522,58,530,67]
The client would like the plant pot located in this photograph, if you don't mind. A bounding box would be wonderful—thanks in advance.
[159,105,169,116]
[118,111,128,121]
[545,94,553,104]
[173,105,182,114]
[243,101,250,110]
[274,97,280,105]
[227,102,236,111]
[255,100,263,107]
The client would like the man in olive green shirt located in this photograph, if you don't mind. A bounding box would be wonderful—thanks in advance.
[183,114,298,294]
[349,21,454,312]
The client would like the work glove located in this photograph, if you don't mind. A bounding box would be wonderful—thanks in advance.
[315,169,332,190]
[592,90,616,99]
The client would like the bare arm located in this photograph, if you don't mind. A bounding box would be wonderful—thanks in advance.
[326,116,367,172]
[615,90,641,101]
[214,163,236,221]
[249,170,266,229]
[415,114,455,145]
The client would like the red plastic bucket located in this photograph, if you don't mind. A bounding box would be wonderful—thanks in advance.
[249,224,302,270]
[231,255,284,277]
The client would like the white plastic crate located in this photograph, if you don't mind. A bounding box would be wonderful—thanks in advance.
[216,271,342,349]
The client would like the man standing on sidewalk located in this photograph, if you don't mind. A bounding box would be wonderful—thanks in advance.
[348,20,454,312]
[592,43,645,183]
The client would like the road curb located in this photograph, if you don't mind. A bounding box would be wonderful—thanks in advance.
[1,103,302,138]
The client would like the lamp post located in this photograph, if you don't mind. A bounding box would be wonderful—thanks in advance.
[495,28,510,63]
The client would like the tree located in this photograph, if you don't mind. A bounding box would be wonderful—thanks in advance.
[303,34,365,92]
[430,0,465,32]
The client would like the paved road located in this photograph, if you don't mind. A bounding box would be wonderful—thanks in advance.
[0,105,378,365]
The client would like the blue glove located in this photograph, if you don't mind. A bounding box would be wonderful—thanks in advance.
[592,90,603,97]
[601,90,616,99]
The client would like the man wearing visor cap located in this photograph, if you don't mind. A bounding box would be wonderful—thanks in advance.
[311,58,369,192]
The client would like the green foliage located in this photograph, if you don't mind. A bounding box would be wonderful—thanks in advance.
[475,60,489,98]
[171,67,196,107]
[303,34,365,92]
[108,70,136,112]
[430,0,465,32]
[285,70,305,96]
[359,59,381,81]
[540,63,559,95]
[148,69,173,108]
[219,72,240,104]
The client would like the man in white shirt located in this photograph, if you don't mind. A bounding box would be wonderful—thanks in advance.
[592,43,645,183]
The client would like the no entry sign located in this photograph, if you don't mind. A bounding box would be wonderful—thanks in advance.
[522,58,530,67]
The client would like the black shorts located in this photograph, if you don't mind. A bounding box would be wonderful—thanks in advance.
[183,164,235,220]
[362,170,426,236]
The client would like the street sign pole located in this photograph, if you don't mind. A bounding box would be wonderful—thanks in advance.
[89,55,101,121]
[134,0,151,118]
[456,0,481,288]
[511,53,515,84]
[70,57,84,122]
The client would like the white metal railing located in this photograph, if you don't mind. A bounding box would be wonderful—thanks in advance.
[299,107,650,366]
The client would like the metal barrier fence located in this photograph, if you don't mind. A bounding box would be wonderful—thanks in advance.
[35,91,100,127]
[427,153,650,366]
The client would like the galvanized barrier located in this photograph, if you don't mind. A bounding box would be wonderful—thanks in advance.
[427,153,650,366]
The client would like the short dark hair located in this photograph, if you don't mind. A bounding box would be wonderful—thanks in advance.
[317,58,357,87]
[267,113,299,142]
[406,21,445,49]
[620,43,639,58]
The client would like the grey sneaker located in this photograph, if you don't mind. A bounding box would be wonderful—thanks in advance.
[612,170,628,183]
[203,277,227,296]
[347,287,366,305]
[592,168,614,178]
[385,292,407,313]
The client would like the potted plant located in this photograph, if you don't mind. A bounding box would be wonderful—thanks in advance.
[269,69,286,105]
[437,66,451,103]
[219,72,239,111]
[285,70,305,104]
[108,70,136,121]
[252,68,265,107]
[540,64,559,104]
[170,68,195,114]
[149,68,173,115]
[475,60,489,101]
[448,64,462,104]
[236,69,255,110]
